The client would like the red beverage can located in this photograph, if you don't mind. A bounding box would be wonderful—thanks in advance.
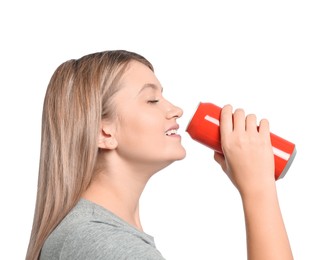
[185,102,296,180]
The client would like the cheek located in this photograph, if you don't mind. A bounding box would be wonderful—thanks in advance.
[117,113,162,144]
[115,114,166,161]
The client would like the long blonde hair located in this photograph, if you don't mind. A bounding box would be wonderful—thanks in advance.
[26,50,154,260]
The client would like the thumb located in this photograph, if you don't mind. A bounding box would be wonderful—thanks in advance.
[214,152,226,170]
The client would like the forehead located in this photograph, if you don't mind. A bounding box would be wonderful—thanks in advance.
[138,83,163,94]
[119,61,161,91]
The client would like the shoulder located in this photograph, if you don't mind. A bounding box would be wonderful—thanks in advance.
[60,222,165,259]
[42,199,165,259]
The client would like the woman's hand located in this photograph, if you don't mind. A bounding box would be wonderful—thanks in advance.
[214,104,275,196]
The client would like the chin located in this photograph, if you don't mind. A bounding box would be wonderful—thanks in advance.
[173,147,187,161]
[159,145,186,163]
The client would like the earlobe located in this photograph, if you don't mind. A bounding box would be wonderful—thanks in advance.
[98,124,118,150]
[98,137,118,150]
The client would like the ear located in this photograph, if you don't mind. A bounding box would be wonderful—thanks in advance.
[98,123,118,150]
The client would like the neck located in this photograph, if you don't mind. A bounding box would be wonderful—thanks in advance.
[82,169,150,231]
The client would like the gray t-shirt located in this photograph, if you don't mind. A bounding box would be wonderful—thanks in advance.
[40,198,165,260]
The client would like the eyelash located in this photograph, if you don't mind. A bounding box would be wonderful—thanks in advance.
[147,100,159,104]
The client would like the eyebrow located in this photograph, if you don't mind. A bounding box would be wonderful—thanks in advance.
[138,83,163,94]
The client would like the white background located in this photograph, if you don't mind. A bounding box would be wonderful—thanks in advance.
[1,1,327,259]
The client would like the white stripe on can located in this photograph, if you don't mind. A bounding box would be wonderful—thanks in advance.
[205,115,220,126]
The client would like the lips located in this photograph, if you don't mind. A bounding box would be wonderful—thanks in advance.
[165,125,179,136]
[165,129,177,136]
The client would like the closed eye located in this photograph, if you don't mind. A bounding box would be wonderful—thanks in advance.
[147,100,159,104]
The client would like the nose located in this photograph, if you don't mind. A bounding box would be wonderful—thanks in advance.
[166,103,183,119]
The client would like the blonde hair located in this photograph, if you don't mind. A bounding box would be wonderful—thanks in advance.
[26,50,154,260]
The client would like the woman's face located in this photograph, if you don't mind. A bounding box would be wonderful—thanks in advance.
[110,61,186,171]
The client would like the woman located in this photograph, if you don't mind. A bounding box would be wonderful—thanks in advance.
[26,50,293,259]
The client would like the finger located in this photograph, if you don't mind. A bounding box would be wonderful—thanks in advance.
[220,104,233,135]
[258,118,270,138]
[233,108,246,131]
[245,114,258,132]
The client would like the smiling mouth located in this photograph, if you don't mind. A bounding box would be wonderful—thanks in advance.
[165,129,178,136]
